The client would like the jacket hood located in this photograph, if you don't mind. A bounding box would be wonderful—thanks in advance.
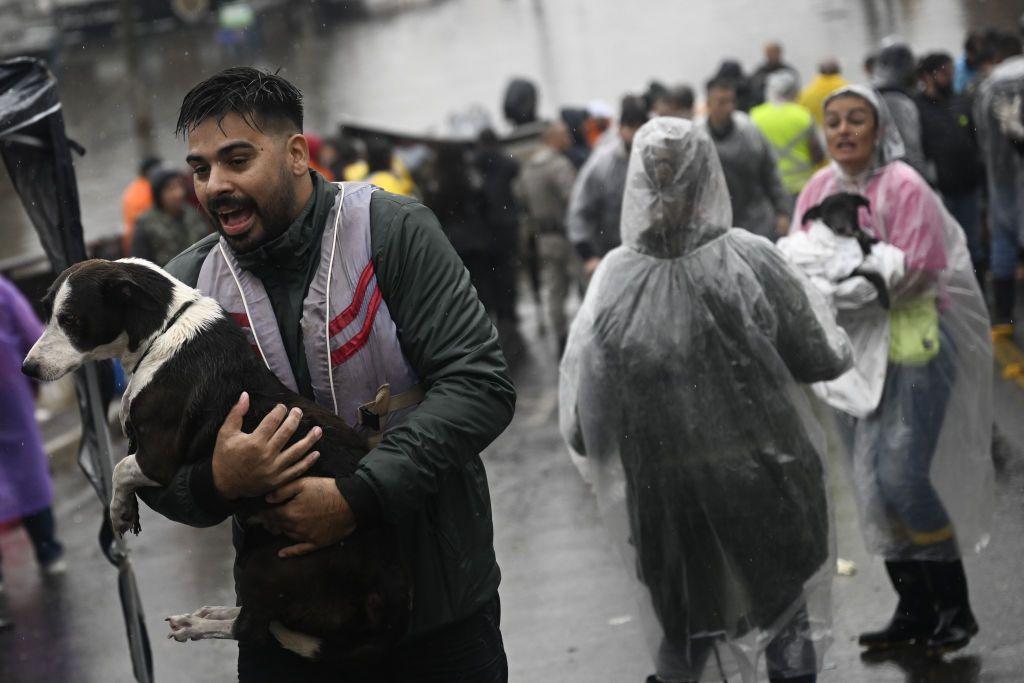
[620,117,731,258]
[872,41,916,91]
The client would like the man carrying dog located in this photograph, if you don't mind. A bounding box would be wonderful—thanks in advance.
[137,67,515,682]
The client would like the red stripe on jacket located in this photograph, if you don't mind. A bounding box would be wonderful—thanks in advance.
[330,287,383,367]
[328,262,376,337]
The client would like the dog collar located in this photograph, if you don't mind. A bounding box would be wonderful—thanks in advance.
[130,299,197,375]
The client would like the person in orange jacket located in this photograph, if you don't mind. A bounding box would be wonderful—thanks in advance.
[121,156,162,255]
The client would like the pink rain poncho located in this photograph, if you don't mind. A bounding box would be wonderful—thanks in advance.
[560,118,853,682]
[792,85,993,562]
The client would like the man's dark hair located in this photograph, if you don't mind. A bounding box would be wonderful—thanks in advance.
[660,85,695,111]
[918,52,953,77]
[705,76,737,95]
[139,155,162,177]
[364,136,394,174]
[619,95,649,128]
[175,67,303,138]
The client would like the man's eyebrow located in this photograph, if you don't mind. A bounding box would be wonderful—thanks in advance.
[186,141,258,165]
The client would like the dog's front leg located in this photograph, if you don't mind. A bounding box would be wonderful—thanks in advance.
[110,453,159,536]
[167,609,239,642]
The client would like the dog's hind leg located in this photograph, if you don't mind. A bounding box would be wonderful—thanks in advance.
[166,612,238,642]
[109,453,159,536]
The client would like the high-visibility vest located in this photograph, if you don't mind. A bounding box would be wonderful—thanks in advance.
[197,182,422,436]
[751,102,816,195]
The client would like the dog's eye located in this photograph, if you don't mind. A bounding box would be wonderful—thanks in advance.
[58,313,79,329]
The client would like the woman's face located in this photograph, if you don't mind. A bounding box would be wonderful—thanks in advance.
[824,95,878,175]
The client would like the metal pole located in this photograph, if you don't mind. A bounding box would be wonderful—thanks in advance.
[118,0,155,162]
[83,362,152,683]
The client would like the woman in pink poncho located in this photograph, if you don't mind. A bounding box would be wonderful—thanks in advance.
[793,85,993,657]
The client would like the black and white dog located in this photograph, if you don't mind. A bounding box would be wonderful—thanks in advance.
[22,258,409,662]
[801,192,891,309]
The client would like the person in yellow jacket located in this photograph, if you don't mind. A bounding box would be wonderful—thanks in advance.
[799,58,850,127]
[344,136,419,198]
[752,70,825,202]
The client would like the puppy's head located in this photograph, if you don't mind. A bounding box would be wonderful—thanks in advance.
[801,193,870,237]
[22,259,174,381]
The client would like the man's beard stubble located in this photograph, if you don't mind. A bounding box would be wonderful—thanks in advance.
[208,168,299,254]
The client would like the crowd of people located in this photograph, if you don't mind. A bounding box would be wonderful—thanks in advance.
[1,17,1018,683]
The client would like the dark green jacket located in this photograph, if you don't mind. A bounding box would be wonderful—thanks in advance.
[138,174,515,637]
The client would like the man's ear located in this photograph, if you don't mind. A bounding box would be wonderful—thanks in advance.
[801,205,821,225]
[289,133,311,177]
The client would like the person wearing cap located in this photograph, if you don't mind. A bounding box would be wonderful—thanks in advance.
[131,166,210,266]
[566,95,648,281]
[751,71,825,203]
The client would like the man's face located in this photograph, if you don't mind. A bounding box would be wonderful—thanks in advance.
[160,177,186,216]
[706,87,736,127]
[185,113,305,253]
[933,62,954,94]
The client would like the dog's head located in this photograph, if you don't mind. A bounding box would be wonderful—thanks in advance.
[22,259,175,381]
[801,193,870,237]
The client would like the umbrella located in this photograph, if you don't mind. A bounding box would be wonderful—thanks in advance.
[0,56,153,683]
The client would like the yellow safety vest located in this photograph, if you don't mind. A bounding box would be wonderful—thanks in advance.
[751,102,816,196]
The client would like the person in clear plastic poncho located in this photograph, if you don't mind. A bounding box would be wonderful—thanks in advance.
[792,85,993,655]
[559,117,853,683]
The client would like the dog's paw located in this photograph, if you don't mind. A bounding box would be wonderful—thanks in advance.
[110,491,141,537]
[166,613,196,641]
[193,605,240,620]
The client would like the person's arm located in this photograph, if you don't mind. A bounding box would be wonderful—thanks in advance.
[567,154,604,260]
[746,239,852,383]
[348,199,516,527]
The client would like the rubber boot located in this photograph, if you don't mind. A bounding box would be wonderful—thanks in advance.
[858,561,937,650]
[992,277,1016,328]
[924,560,979,655]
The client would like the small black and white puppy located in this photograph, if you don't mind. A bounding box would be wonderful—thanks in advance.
[21,258,409,663]
[801,192,890,309]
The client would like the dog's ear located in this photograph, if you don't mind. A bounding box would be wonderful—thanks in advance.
[852,194,871,212]
[104,271,164,313]
[801,205,821,225]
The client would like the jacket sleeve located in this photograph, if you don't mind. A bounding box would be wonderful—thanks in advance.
[752,240,853,383]
[136,238,231,528]
[566,154,604,259]
[358,199,516,525]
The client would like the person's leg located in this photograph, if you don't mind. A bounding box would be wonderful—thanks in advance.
[943,190,986,286]
[21,507,64,570]
[766,605,818,682]
[988,185,1019,326]
[390,597,507,683]
[538,234,570,354]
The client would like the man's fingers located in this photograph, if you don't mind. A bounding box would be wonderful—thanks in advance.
[276,425,323,468]
[267,407,305,449]
[279,543,318,559]
[274,452,320,487]
[254,404,290,439]
[266,479,303,505]
[220,392,249,434]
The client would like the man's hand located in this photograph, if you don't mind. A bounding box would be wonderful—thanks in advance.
[776,214,791,237]
[583,257,601,277]
[264,477,356,558]
[211,392,323,501]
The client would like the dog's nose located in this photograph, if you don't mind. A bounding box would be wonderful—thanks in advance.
[22,358,41,379]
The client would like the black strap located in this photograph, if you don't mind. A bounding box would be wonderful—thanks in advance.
[130,299,197,374]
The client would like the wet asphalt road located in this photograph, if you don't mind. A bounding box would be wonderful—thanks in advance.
[2,298,1024,682]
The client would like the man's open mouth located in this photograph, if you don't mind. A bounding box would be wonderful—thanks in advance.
[217,206,256,237]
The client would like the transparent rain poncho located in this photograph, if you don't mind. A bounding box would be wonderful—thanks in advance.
[559,118,853,682]
[975,55,1024,243]
[793,86,994,562]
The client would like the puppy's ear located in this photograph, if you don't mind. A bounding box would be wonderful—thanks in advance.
[801,205,821,225]
[104,274,164,312]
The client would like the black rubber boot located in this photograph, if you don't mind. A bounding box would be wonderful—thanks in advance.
[992,277,1016,326]
[924,560,979,656]
[858,561,937,650]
